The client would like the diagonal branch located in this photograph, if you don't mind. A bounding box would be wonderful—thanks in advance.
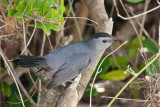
[57,0,113,106]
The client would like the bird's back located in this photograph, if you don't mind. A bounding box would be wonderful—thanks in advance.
[44,41,92,75]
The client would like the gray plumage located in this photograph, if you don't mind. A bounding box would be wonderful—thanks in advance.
[13,32,120,89]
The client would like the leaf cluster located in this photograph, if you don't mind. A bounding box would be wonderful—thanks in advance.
[7,0,65,35]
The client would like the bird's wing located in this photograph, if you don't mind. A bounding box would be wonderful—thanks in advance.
[46,52,91,89]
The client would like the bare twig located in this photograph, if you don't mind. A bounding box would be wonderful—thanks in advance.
[0,33,16,38]
[46,35,54,51]
[0,18,15,29]
[157,0,160,4]
[64,0,74,24]
[21,20,37,55]
[119,0,143,48]
[68,0,83,41]
[101,96,150,103]
[37,80,42,107]
[117,5,160,20]
[64,17,99,25]
[22,0,30,54]
[0,48,25,107]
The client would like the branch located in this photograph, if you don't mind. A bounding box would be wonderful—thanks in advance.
[57,0,113,106]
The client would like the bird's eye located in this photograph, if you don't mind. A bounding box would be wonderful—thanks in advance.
[103,40,107,43]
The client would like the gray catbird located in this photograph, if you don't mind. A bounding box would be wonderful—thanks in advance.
[13,32,121,89]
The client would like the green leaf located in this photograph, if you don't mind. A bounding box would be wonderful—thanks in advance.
[48,23,60,31]
[58,6,65,15]
[145,59,158,75]
[13,0,19,5]
[42,1,48,16]
[127,36,145,58]
[109,56,129,70]
[9,95,31,107]
[53,0,59,4]
[0,81,11,97]
[100,70,130,81]
[8,8,17,17]
[129,49,139,58]
[44,8,57,18]
[16,18,22,22]
[25,12,34,18]
[42,24,50,35]
[16,4,26,12]
[142,39,158,54]
[9,95,21,107]
[14,12,22,18]
[126,0,144,3]
[83,85,99,97]
[29,23,42,29]
[61,16,64,26]
[92,57,110,78]
[2,0,9,7]
[28,0,36,10]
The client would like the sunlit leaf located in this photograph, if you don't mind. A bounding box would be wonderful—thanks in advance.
[8,8,17,17]
[16,4,25,12]
[48,23,60,31]
[126,0,144,3]
[29,23,42,29]
[14,12,22,18]
[53,0,59,4]
[42,24,51,35]
[100,70,130,81]
[13,0,19,5]
[42,1,48,16]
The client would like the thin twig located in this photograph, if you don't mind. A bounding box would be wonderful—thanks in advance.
[101,96,150,103]
[7,88,37,104]
[22,0,30,54]
[117,5,160,20]
[37,80,42,107]
[90,41,128,107]
[64,17,99,25]
[0,18,15,29]
[21,20,37,55]
[0,48,25,107]
[46,35,54,51]
[68,0,83,41]
[0,33,16,38]
[119,0,143,48]
[64,0,73,24]
[107,52,160,107]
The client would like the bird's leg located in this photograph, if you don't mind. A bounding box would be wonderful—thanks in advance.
[66,74,85,89]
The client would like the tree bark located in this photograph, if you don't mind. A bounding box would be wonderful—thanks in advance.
[58,0,113,107]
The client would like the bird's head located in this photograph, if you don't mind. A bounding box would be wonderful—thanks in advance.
[89,32,121,51]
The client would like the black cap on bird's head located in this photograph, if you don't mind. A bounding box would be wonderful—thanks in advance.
[89,32,122,51]
[93,32,121,41]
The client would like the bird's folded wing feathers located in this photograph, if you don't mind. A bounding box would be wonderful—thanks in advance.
[47,52,91,89]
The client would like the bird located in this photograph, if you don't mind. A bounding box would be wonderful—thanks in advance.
[13,32,121,89]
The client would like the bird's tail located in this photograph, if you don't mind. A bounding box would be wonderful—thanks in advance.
[12,55,48,67]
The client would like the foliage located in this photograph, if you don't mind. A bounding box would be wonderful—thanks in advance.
[7,0,65,35]
[126,0,144,3]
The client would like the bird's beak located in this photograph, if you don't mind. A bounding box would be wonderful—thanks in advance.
[113,37,122,41]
